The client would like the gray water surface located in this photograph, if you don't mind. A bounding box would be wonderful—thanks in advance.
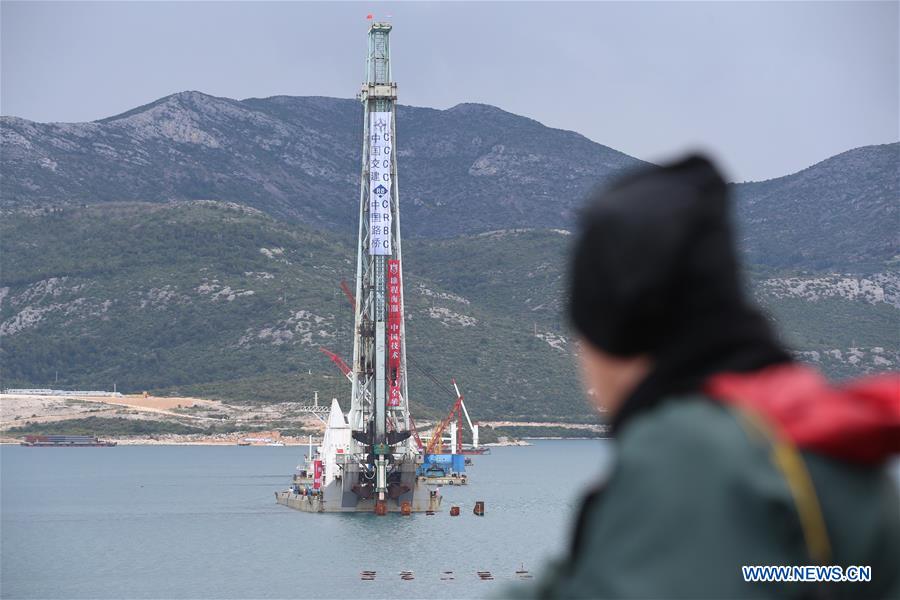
[1,440,611,599]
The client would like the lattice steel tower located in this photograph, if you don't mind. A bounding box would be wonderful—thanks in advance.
[347,21,416,509]
[273,22,438,514]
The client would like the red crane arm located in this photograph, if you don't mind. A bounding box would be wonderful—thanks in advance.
[319,347,351,377]
[408,414,425,452]
[425,396,463,455]
[340,280,356,312]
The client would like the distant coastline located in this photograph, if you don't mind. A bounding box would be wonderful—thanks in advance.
[0,436,612,447]
[1,392,608,447]
[1,439,537,447]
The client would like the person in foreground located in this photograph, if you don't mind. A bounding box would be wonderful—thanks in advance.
[529,156,900,599]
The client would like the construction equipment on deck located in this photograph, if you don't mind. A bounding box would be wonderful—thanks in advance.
[423,379,481,455]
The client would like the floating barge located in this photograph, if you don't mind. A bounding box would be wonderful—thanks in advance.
[21,435,116,447]
[275,400,442,513]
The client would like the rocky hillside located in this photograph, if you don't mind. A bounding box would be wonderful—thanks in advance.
[3,92,896,272]
[0,202,585,421]
[2,202,895,420]
[1,93,896,420]
[750,272,899,377]
[0,92,641,238]
[734,143,899,271]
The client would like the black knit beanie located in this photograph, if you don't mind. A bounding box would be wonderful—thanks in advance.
[569,154,792,432]
[569,155,750,356]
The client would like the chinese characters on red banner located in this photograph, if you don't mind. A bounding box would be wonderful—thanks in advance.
[313,460,323,489]
[387,259,403,407]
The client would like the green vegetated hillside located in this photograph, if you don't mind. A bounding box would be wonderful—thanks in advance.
[3,200,895,426]
[2,202,352,396]
[0,202,588,422]
[748,278,899,379]
[733,143,899,271]
[2,93,896,426]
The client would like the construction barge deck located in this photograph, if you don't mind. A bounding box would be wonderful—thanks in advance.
[275,398,444,513]
[275,467,443,513]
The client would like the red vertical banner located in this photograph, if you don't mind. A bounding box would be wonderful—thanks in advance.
[387,259,403,407]
[313,460,323,489]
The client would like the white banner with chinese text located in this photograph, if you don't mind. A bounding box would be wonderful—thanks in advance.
[369,111,393,256]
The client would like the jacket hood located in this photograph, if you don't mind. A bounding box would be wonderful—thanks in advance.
[707,363,900,464]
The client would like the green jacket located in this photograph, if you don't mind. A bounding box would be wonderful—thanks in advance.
[528,397,900,599]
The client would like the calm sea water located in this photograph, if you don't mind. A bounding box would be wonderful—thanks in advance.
[1,440,611,599]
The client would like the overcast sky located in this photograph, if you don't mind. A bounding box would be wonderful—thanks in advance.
[2,1,897,181]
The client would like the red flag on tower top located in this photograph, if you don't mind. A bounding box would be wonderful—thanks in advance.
[366,13,373,20]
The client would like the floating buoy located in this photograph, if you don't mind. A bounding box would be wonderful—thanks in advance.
[426,510,435,516]
[516,563,533,579]
[440,570,455,581]
[400,570,415,581]
[477,570,494,580]
[360,570,376,581]
[375,500,387,516]
[400,501,411,516]
[474,500,485,516]
[449,505,460,516]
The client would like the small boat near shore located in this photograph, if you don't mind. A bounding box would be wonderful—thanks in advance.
[21,435,116,447]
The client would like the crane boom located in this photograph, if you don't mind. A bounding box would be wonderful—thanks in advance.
[453,379,476,431]
[340,279,356,313]
[319,347,352,379]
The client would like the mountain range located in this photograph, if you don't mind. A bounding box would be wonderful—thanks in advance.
[1,92,897,422]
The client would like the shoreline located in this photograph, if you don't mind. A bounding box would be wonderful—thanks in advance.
[0,437,613,447]
[1,393,608,447]
[1,435,538,447]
